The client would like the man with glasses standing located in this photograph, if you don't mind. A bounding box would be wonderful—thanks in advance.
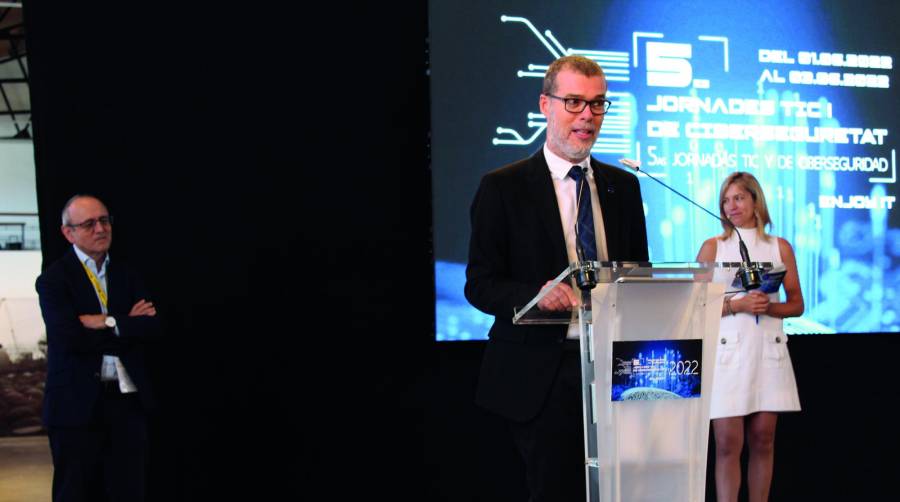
[465,55,648,501]
[36,194,160,501]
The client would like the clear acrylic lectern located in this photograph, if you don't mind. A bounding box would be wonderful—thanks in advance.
[514,262,742,502]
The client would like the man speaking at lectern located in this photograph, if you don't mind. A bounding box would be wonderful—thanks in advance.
[465,55,648,501]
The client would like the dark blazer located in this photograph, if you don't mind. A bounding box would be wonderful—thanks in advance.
[36,248,160,426]
[465,150,649,422]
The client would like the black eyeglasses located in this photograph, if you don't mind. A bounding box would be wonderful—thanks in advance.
[66,215,113,231]
[544,94,612,115]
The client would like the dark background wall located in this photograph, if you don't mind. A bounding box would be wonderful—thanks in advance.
[24,2,900,501]
[25,2,431,500]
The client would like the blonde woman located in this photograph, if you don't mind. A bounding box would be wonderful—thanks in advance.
[696,172,804,502]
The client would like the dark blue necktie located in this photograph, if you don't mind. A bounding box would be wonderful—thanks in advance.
[568,165,597,262]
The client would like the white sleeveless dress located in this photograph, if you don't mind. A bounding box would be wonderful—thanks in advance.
[710,230,801,419]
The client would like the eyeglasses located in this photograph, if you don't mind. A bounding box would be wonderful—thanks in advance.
[66,215,113,231]
[544,94,612,115]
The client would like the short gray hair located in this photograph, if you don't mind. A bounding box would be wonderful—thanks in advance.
[61,194,105,225]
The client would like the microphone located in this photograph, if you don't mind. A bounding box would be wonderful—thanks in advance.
[573,166,597,291]
[618,159,762,291]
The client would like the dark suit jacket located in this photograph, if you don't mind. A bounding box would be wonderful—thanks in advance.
[36,248,160,426]
[465,150,649,422]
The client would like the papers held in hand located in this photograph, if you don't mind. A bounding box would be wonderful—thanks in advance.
[758,264,786,294]
[730,263,785,293]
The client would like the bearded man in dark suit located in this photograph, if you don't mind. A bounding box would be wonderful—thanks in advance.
[465,55,649,501]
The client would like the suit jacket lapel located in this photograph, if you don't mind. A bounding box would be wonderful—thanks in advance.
[105,259,131,315]
[106,259,119,313]
[524,150,569,269]
[593,158,639,261]
[63,249,105,314]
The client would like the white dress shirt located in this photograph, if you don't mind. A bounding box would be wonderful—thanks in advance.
[73,245,138,393]
[543,144,609,338]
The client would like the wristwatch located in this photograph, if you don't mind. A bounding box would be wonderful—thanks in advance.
[105,316,117,328]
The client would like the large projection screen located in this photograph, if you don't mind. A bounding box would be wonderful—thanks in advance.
[430,0,900,340]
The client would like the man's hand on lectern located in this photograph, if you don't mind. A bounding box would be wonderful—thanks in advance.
[537,280,579,311]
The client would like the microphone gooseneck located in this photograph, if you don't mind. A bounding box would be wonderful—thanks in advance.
[618,159,761,291]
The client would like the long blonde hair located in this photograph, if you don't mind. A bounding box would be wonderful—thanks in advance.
[718,172,772,242]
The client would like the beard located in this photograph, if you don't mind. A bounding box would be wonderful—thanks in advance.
[546,128,595,162]
[544,111,597,162]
